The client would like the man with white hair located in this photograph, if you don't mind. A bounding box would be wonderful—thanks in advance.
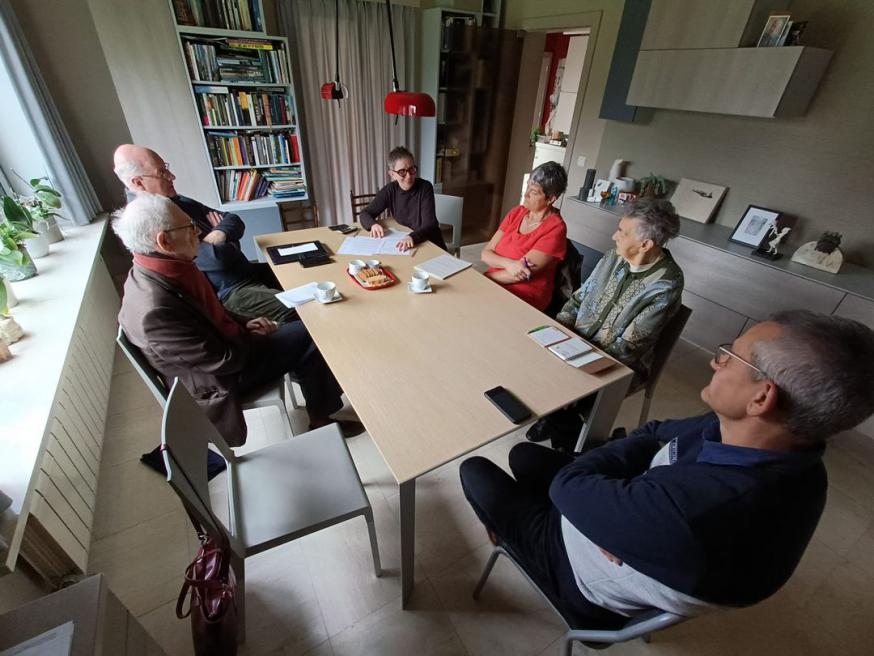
[114,194,363,444]
[460,311,874,630]
[113,144,296,323]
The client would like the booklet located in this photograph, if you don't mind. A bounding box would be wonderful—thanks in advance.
[527,325,616,373]
[527,325,571,347]
[548,337,593,361]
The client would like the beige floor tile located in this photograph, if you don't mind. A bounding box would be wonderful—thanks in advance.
[771,536,847,610]
[138,597,195,656]
[101,403,164,467]
[823,438,874,510]
[293,640,334,656]
[108,370,163,417]
[92,456,183,539]
[346,433,400,502]
[431,543,565,656]
[329,579,468,656]
[811,487,873,556]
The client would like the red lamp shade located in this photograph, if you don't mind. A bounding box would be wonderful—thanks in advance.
[384,90,436,117]
[321,82,348,101]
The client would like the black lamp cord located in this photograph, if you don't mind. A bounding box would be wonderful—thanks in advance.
[385,0,400,92]
[334,0,341,87]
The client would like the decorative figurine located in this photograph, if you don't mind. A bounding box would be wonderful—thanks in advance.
[791,231,844,274]
[753,220,792,260]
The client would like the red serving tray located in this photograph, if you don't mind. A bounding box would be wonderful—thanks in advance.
[347,266,399,290]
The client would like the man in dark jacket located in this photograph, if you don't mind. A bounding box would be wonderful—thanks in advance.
[114,193,362,445]
[460,311,874,628]
[113,144,296,323]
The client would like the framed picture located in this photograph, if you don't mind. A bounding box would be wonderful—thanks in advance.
[588,179,611,202]
[784,21,808,46]
[670,178,728,224]
[758,14,792,47]
[730,205,783,248]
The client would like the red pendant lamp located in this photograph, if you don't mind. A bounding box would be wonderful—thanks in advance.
[383,0,435,117]
[320,0,348,103]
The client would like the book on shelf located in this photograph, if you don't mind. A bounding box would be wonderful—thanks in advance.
[264,168,306,199]
[216,169,270,202]
[206,131,297,167]
[182,37,288,84]
[194,86,293,127]
[172,0,263,32]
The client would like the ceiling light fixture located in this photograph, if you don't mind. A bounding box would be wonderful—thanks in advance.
[321,0,348,103]
[383,0,435,117]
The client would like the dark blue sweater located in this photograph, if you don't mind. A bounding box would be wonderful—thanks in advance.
[549,413,827,607]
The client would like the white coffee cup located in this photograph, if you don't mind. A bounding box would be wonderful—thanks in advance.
[348,259,365,275]
[316,281,336,302]
[365,259,380,269]
[411,271,430,291]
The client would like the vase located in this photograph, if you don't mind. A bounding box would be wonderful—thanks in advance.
[39,216,64,244]
[3,278,17,308]
[0,246,37,281]
[608,159,625,182]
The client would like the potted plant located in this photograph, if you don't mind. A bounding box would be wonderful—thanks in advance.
[0,219,38,281]
[17,177,65,243]
[639,173,669,199]
[2,195,48,259]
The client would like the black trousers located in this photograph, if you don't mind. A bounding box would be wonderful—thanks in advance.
[237,321,343,419]
[459,442,627,630]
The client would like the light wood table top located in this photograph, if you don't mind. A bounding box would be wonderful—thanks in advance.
[257,227,632,484]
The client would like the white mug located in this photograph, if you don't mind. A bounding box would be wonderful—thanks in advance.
[411,271,430,291]
[316,281,336,302]
[365,259,380,269]
[348,259,365,275]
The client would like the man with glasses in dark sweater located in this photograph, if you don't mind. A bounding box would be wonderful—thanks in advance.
[460,311,874,629]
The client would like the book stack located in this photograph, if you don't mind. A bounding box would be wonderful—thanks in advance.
[264,168,306,199]
[216,169,269,202]
[194,86,293,127]
[172,0,263,31]
[183,39,288,84]
[206,131,298,167]
[527,326,615,374]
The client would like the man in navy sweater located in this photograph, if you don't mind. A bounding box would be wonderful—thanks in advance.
[460,311,874,628]
[113,145,297,323]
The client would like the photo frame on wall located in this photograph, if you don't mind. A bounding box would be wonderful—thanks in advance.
[729,205,783,248]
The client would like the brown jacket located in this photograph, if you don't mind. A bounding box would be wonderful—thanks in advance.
[119,264,249,446]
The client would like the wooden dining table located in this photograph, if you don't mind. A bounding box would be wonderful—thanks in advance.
[256,226,633,608]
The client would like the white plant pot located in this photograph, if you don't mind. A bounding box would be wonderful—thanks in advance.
[3,278,17,308]
[23,232,49,259]
[40,216,64,243]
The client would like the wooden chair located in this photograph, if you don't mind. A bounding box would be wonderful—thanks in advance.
[161,380,381,643]
[349,190,377,222]
[473,544,686,655]
[279,199,319,231]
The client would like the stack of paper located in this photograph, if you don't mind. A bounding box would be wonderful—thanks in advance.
[414,254,472,280]
[275,282,318,308]
[337,229,415,256]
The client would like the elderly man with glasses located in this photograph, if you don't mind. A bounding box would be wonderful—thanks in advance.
[112,144,298,324]
[459,311,874,630]
[113,193,364,445]
[359,145,447,252]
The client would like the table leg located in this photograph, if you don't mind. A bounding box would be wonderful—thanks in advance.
[577,373,633,449]
[399,478,416,609]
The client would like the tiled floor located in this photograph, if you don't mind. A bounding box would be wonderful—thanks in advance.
[4,245,873,654]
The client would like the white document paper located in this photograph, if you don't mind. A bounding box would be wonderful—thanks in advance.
[528,326,570,347]
[414,254,472,280]
[275,282,319,308]
[0,621,74,656]
[337,229,415,256]
[277,242,318,256]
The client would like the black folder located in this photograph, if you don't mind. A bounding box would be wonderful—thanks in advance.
[266,240,330,265]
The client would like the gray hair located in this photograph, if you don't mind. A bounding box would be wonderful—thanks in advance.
[751,310,874,444]
[388,146,415,169]
[625,198,680,246]
[530,161,568,200]
[113,158,144,188]
[111,193,176,254]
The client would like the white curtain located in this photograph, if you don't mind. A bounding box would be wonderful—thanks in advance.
[0,0,101,224]
[282,0,419,225]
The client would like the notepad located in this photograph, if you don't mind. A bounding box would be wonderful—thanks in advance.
[414,254,472,280]
[548,337,593,361]
[275,282,319,308]
[528,326,570,347]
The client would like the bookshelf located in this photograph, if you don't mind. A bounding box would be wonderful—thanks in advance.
[168,0,309,207]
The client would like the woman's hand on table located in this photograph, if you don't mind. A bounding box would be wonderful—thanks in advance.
[370,224,385,238]
[396,236,414,252]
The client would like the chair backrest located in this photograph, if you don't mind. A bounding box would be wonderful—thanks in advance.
[116,326,169,405]
[434,193,463,255]
[546,239,583,318]
[349,190,377,222]
[279,199,319,231]
[645,304,692,395]
[162,379,235,543]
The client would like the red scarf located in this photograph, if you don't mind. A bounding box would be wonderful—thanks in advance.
[133,253,245,340]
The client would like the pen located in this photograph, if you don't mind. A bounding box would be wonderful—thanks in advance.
[523,256,532,280]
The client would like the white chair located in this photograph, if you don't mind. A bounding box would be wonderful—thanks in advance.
[116,326,298,431]
[434,193,463,256]
[161,380,381,643]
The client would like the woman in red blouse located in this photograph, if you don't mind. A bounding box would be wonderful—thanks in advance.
[482,162,568,310]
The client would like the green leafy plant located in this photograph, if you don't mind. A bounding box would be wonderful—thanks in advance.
[815,231,842,254]
[0,273,8,316]
[0,220,37,267]
[639,173,668,198]
[18,177,64,225]
[2,195,35,231]
[529,127,541,146]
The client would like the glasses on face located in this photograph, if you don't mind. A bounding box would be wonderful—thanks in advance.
[391,165,418,178]
[164,220,197,235]
[714,343,766,377]
[139,162,173,181]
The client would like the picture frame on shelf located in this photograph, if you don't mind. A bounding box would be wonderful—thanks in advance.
[757,14,792,47]
[729,205,783,248]
[670,178,727,224]
[589,179,611,202]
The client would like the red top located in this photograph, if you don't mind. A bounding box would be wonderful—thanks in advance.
[487,205,567,310]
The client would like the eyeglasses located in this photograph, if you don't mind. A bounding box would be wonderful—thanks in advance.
[138,162,173,181]
[164,220,198,234]
[714,343,766,377]
[391,165,418,178]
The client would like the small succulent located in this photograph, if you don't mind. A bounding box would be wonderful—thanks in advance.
[815,231,842,255]
[639,173,668,198]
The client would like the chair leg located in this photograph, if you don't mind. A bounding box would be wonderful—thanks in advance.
[231,553,246,644]
[638,392,653,427]
[364,510,382,577]
[284,375,301,410]
[472,547,502,600]
[561,634,574,656]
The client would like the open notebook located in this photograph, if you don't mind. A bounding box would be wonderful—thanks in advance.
[414,254,472,280]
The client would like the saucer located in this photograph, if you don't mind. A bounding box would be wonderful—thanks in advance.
[408,283,433,294]
[314,291,343,304]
